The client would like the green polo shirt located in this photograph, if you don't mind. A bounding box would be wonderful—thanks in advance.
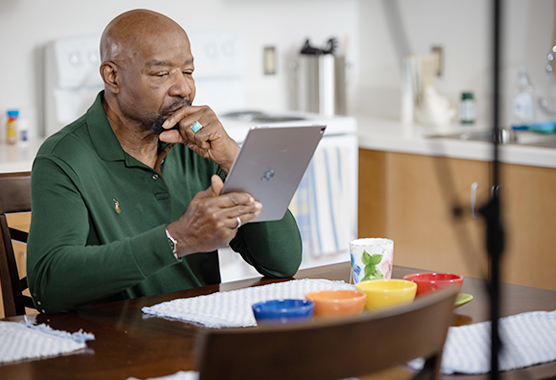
[27,92,302,313]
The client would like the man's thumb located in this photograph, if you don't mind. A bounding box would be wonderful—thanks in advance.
[210,174,224,196]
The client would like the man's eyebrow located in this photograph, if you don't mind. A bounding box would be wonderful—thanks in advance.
[145,58,194,67]
[145,59,169,67]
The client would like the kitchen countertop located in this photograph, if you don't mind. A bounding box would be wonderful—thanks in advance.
[2,116,556,173]
[0,139,43,173]
[0,112,358,174]
[356,116,556,169]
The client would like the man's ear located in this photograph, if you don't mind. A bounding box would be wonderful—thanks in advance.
[100,62,120,94]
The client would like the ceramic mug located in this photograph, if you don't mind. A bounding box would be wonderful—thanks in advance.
[349,238,394,284]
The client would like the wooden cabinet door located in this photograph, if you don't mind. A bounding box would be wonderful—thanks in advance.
[359,149,556,290]
[501,163,556,290]
[385,151,490,280]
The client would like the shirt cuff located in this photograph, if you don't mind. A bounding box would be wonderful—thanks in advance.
[165,227,179,260]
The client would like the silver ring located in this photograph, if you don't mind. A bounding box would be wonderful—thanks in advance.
[235,216,242,229]
[191,121,203,133]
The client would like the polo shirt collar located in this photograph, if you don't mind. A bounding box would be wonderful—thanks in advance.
[86,91,173,165]
[87,91,127,162]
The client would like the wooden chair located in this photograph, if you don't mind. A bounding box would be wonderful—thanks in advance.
[196,286,458,380]
[0,171,35,317]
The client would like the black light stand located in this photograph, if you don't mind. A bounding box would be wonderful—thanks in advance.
[478,0,504,379]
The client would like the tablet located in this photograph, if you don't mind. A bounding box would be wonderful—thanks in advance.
[222,124,326,222]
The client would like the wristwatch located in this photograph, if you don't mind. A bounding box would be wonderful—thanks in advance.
[165,228,179,260]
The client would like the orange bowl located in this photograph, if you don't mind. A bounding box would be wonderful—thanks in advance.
[305,289,367,319]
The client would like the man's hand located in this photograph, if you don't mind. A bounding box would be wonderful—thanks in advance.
[159,105,239,174]
[166,175,262,257]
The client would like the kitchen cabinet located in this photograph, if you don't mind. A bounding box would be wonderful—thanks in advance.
[358,149,556,291]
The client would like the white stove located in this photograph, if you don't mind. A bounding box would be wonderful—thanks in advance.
[219,109,357,142]
[183,31,358,281]
[186,32,359,281]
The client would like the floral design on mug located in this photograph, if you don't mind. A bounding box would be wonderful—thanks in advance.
[350,253,362,281]
[378,257,393,280]
[361,249,384,281]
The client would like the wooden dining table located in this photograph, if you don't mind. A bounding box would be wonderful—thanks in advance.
[1,262,556,380]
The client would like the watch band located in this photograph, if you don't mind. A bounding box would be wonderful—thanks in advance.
[165,228,179,260]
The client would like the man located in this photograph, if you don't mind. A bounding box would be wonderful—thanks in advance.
[27,9,302,313]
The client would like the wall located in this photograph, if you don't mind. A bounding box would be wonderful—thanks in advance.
[0,0,359,140]
[355,0,555,127]
[1,0,553,139]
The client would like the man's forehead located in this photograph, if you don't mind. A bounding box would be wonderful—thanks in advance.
[130,30,192,65]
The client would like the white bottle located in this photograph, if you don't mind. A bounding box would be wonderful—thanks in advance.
[512,67,535,128]
[18,117,29,146]
[459,92,476,125]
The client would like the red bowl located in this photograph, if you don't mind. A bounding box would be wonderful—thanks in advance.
[403,272,463,297]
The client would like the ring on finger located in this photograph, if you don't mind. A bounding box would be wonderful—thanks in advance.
[191,121,203,133]
[235,216,242,229]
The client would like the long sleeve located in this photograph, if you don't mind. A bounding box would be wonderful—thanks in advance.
[230,211,302,278]
[27,157,179,313]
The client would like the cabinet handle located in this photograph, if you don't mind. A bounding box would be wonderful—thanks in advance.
[471,182,481,219]
[471,183,503,219]
[491,184,503,198]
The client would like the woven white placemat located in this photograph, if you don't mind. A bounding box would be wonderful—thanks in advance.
[0,318,94,365]
[410,308,556,374]
[142,278,354,328]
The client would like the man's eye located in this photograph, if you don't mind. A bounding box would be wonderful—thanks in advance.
[156,73,168,77]
[183,71,193,76]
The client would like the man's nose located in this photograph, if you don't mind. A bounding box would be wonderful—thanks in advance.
[169,72,193,98]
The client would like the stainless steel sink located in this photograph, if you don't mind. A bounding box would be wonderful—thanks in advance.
[428,129,556,148]
[221,110,307,123]
[428,129,517,144]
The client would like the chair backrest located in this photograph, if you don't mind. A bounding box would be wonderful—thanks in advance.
[196,286,458,380]
[0,171,34,317]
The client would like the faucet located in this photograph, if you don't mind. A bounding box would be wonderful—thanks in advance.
[546,45,556,73]
[539,45,556,116]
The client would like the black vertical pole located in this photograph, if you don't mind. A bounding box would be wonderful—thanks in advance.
[484,0,503,379]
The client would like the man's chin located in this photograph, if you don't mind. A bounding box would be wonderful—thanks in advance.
[150,116,168,135]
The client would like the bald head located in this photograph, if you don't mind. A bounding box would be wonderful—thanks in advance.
[98,9,196,137]
[100,9,188,65]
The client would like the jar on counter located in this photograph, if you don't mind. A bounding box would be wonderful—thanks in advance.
[6,109,19,145]
[459,92,476,125]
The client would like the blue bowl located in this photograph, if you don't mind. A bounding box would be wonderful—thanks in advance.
[252,299,315,325]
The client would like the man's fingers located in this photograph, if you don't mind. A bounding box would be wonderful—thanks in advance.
[196,176,256,209]
[158,129,182,143]
[231,203,263,228]
[210,175,223,196]
[162,105,201,130]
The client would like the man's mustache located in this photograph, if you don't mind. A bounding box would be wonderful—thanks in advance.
[151,98,192,134]
[164,98,192,115]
